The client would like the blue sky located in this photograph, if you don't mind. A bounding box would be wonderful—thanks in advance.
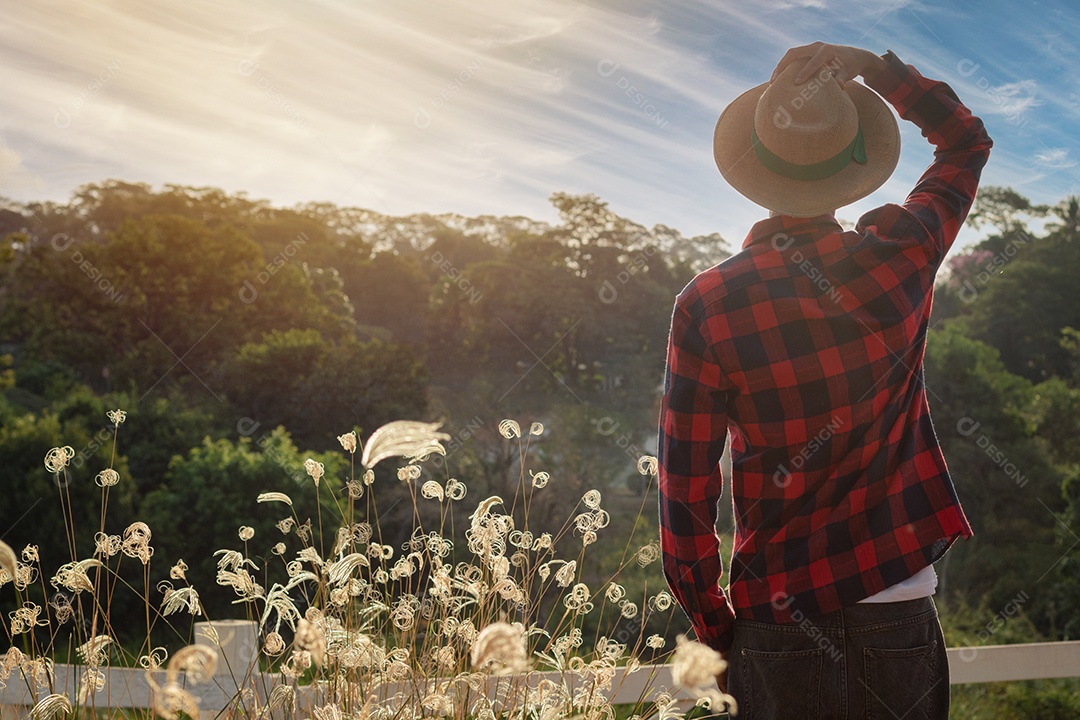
[1,0,1077,250]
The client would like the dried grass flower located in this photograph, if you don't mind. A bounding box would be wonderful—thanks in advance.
[16,415,695,720]
[49,594,73,625]
[167,644,217,684]
[94,532,121,558]
[22,656,53,689]
[266,684,296,715]
[304,458,325,487]
[0,540,16,587]
[76,635,113,668]
[77,667,105,704]
[563,583,593,614]
[421,480,445,501]
[95,468,120,487]
[264,631,286,656]
[52,559,101,594]
[150,679,200,720]
[170,559,188,581]
[635,541,661,567]
[337,431,358,453]
[316,702,348,720]
[257,491,293,506]
[295,618,327,666]
[214,549,254,572]
[637,455,659,476]
[498,419,521,439]
[217,567,264,602]
[43,446,75,473]
[138,647,169,671]
[649,590,674,611]
[554,560,577,588]
[160,584,203,617]
[122,522,154,564]
[397,464,422,482]
[670,634,738,716]
[361,420,450,469]
[30,693,71,720]
[471,621,527,674]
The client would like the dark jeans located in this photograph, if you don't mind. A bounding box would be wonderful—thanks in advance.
[727,597,949,720]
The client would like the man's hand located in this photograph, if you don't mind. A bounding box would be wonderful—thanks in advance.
[770,42,886,90]
[716,654,729,693]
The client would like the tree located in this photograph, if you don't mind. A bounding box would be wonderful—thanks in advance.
[222,328,428,450]
[924,325,1065,635]
[140,429,343,620]
[344,252,431,345]
[967,186,1047,249]
[964,260,1080,382]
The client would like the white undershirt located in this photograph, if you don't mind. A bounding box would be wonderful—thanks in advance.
[857,564,937,603]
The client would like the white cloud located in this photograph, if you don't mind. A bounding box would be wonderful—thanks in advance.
[985,79,1041,116]
[1035,147,1076,169]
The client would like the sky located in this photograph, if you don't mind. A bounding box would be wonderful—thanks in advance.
[2,0,1078,250]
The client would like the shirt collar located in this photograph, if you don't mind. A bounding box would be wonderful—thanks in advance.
[741,213,843,251]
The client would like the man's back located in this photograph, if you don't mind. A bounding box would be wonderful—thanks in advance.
[672,209,970,620]
[658,43,991,719]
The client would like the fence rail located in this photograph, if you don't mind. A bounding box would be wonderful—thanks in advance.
[3,620,1079,718]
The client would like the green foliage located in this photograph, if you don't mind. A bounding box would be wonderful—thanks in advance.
[223,328,428,450]
[924,325,1066,636]
[966,185,1048,239]
[141,428,343,618]
[0,390,136,560]
[939,189,1080,383]
[950,680,1080,720]
[0,354,14,391]
[346,251,431,345]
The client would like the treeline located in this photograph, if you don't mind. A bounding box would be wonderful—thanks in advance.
[0,181,719,637]
[926,188,1080,642]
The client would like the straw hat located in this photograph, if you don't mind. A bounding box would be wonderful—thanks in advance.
[713,61,900,217]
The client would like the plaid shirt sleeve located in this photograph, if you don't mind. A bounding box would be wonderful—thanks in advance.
[658,300,737,653]
[658,51,990,655]
[864,51,992,259]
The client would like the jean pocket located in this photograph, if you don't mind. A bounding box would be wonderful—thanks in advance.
[863,643,937,720]
[738,647,823,720]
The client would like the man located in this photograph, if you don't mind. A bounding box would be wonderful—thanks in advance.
[658,42,991,718]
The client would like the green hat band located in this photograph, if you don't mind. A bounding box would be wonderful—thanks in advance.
[751,124,867,181]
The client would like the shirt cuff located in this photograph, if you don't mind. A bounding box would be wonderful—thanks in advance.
[697,622,735,656]
[863,50,909,98]
[690,604,736,656]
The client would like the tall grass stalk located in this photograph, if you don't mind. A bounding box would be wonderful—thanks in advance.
[0,414,735,719]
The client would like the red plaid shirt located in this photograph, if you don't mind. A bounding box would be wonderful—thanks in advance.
[658,52,991,654]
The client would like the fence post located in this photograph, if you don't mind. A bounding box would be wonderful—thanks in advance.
[195,619,259,679]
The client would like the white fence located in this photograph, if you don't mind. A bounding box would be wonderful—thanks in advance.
[3,620,1079,718]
